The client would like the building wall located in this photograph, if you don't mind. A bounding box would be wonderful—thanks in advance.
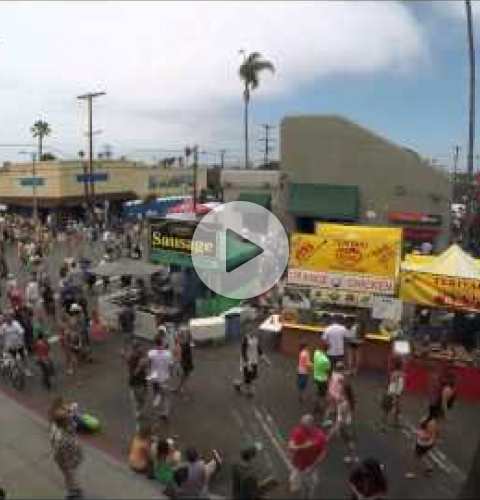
[281,115,451,248]
[221,169,284,212]
[0,160,207,205]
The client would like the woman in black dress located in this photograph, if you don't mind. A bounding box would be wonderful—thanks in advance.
[177,325,194,395]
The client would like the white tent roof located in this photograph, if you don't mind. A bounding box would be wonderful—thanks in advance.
[402,244,480,279]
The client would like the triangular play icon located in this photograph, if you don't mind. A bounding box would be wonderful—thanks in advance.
[225,228,264,273]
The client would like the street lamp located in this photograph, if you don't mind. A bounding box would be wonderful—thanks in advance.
[18,150,38,226]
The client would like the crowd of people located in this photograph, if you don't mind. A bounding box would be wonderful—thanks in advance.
[0,213,462,500]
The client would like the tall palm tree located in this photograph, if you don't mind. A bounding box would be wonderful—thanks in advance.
[239,51,275,169]
[465,0,476,248]
[30,120,51,161]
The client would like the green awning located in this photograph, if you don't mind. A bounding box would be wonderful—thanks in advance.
[288,183,359,221]
[238,192,271,208]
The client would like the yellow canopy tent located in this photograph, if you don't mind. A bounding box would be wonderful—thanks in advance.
[400,245,480,311]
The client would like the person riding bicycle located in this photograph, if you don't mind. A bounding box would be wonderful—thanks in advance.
[0,311,31,375]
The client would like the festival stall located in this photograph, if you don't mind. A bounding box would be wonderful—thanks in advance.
[91,258,177,341]
[400,244,480,401]
[148,216,260,342]
[282,223,403,370]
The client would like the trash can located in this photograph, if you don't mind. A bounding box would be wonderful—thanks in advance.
[225,313,241,342]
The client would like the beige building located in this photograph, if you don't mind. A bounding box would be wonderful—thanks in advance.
[280,115,452,249]
[221,169,285,212]
[0,159,207,214]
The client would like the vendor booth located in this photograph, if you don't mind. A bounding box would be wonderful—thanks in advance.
[400,244,480,401]
[281,223,403,371]
[91,258,182,341]
[148,216,261,342]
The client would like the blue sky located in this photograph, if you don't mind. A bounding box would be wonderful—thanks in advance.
[255,1,474,170]
[0,1,477,168]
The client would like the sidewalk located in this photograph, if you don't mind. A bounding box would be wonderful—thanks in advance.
[0,391,164,499]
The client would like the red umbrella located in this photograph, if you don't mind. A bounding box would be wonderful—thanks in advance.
[167,198,212,215]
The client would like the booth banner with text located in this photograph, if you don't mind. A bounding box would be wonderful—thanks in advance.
[288,268,395,295]
[149,219,217,268]
[291,227,402,279]
[400,271,480,311]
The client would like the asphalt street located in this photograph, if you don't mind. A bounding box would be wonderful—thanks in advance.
[0,237,478,498]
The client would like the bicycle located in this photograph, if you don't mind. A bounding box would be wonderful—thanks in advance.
[0,351,26,391]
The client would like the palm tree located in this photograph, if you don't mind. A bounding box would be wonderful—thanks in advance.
[30,120,51,161]
[465,0,476,248]
[239,51,275,169]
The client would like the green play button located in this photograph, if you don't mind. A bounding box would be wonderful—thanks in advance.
[191,201,289,300]
[225,229,264,273]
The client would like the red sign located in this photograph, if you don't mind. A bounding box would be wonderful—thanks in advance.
[388,212,442,226]
[403,227,441,241]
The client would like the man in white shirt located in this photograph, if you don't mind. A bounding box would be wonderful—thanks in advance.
[0,312,30,374]
[147,329,173,418]
[25,274,41,310]
[323,316,349,367]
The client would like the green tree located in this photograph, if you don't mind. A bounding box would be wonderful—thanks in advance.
[239,51,275,169]
[30,120,51,161]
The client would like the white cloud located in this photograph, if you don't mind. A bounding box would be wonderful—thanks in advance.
[0,1,426,162]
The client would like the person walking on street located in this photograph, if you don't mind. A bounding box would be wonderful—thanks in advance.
[49,397,84,499]
[345,317,363,376]
[34,332,54,390]
[312,341,331,418]
[118,302,136,345]
[147,331,174,420]
[323,315,349,367]
[288,414,328,499]
[348,458,388,499]
[381,357,405,431]
[327,381,359,464]
[123,341,149,431]
[323,361,345,427]
[231,444,276,500]
[235,329,269,398]
[405,406,440,479]
[175,325,194,396]
[297,343,312,403]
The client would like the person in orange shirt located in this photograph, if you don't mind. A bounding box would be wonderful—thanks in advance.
[297,343,312,403]
[128,426,153,475]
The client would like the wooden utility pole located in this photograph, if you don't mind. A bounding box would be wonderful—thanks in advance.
[465,0,475,247]
[77,91,106,223]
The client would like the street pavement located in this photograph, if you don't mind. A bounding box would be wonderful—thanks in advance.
[0,389,164,499]
[0,236,479,498]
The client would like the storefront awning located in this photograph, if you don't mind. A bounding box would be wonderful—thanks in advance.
[237,192,271,208]
[288,183,359,220]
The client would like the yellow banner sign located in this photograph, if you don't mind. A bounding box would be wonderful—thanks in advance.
[290,226,402,278]
[400,271,480,311]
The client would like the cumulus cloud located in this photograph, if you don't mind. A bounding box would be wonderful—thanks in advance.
[0,1,426,161]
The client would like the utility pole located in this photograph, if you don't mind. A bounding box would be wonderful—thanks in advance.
[18,151,38,229]
[77,91,106,224]
[465,0,476,248]
[192,145,199,213]
[259,123,275,167]
[32,152,38,226]
[219,149,226,169]
[453,145,461,203]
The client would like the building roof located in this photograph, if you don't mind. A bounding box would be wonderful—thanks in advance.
[281,114,447,179]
